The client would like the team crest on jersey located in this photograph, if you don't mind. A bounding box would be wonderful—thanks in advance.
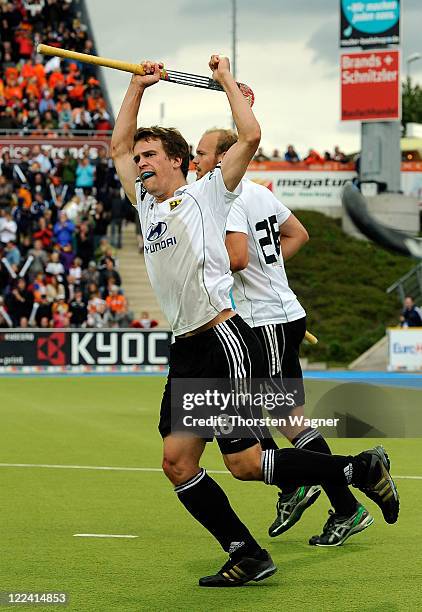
[169,198,182,210]
[146,221,168,242]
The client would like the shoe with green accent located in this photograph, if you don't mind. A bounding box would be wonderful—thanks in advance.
[268,485,321,537]
[309,504,374,547]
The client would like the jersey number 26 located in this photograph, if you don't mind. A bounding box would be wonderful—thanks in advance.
[255,215,280,264]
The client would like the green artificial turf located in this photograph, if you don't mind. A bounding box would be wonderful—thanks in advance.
[0,376,421,612]
[287,211,414,365]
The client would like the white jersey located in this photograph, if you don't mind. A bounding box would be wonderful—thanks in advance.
[226,179,305,327]
[135,166,240,336]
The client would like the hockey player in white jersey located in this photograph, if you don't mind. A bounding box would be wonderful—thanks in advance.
[193,129,375,547]
[111,57,398,587]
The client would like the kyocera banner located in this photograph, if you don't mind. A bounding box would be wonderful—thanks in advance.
[341,50,400,121]
[340,0,400,48]
[388,328,422,371]
[0,329,171,369]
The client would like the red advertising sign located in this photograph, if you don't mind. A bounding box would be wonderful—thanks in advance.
[341,49,400,121]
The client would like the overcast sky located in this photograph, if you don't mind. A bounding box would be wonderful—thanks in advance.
[85,0,422,157]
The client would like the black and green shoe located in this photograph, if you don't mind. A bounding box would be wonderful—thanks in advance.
[199,550,277,587]
[309,504,374,547]
[269,485,321,537]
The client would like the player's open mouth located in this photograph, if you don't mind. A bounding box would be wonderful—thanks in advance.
[141,171,155,181]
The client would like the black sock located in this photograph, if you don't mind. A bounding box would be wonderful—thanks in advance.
[175,468,261,559]
[262,447,354,489]
[292,429,359,516]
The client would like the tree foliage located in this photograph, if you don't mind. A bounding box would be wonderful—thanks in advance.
[402,77,422,130]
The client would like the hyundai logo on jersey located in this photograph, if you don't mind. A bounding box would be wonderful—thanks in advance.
[144,221,177,255]
[147,222,168,242]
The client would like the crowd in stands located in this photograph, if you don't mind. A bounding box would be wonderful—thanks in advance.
[0,143,141,328]
[0,0,112,134]
[0,1,358,331]
[0,0,146,330]
[253,145,350,164]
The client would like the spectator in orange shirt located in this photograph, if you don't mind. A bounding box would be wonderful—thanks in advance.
[105,285,130,327]
[5,67,19,82]
[17,185,32,209]
[21,59,37,82]
[25,77,41,100]
[33,61,47,87]
[48,70,65,90]
[304,149,325,165]
[4,82,23,101]
[68,79,86,105]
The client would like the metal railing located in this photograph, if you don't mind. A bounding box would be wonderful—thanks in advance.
[386,262,422,303]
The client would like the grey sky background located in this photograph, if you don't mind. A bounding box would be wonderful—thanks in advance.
[85,0,422,157]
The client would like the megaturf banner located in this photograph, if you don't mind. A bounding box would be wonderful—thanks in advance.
[0,329,171,371]
[340,0,400,48]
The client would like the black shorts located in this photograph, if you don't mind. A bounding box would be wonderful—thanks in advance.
[159,315,272,455]
[253,317,306,408]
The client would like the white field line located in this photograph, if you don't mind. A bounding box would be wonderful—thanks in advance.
[0,462,420,479]
[73,534,138,538]
[0,462,228,474]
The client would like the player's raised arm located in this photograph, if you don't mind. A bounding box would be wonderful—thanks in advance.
[110,61,162,205]
[209,55,260,192]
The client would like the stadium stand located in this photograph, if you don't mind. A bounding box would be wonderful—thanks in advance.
[0,1,367,334]
[0,0,140,329]
[0,0,112,135]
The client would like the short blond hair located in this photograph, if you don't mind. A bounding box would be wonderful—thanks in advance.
[204,128,238,155]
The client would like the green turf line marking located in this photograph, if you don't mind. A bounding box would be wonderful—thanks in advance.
[0,462,229,474]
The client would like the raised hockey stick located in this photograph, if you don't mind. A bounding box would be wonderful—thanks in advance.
[37,44,255,106]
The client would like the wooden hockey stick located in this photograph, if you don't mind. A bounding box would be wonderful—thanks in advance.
[37,44,255,106]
